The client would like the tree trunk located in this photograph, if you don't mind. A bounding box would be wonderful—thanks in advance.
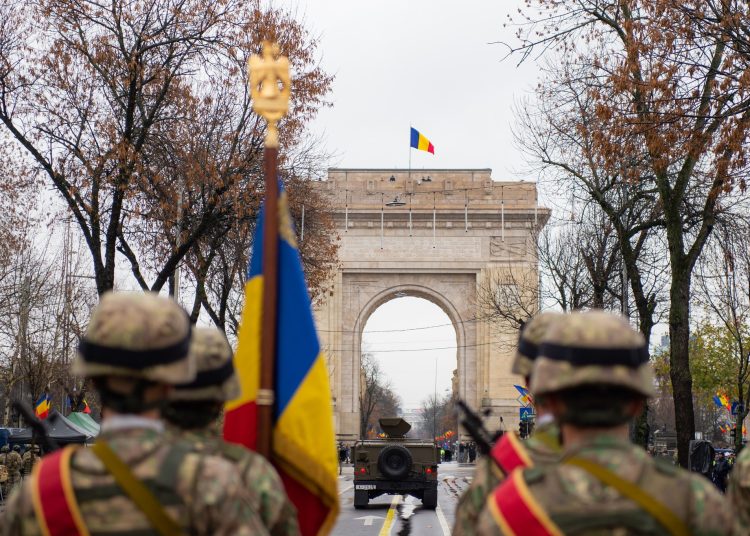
[668,269,695,468]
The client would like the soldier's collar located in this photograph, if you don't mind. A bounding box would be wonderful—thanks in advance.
[100,414,165,434]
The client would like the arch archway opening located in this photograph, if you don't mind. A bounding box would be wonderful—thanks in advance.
[360,296,458,443]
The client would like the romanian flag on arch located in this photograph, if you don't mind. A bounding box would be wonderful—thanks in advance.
[223,184,339,536]
[410,127,435,154]
[35,393,51,420]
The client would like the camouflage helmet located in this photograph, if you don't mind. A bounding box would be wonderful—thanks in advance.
[12,445,20,452]
[511,312,564,377]
[32,445,40,453]
[530,310,655,398]
[73,292,195,384]
[1,445,8,452]
[168,327,240,402]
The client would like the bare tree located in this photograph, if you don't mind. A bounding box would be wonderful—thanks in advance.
[359,353,401,439]
[0,0,333,295]
[696,215,750,451]
[504,1,749,464]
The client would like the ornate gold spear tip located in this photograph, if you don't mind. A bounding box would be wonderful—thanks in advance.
[248,41,290,149]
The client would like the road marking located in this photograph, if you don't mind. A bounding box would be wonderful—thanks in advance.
[338,484,353,495]
[377,495,401,536]
[435,504,451,536]
[355,515,384,526]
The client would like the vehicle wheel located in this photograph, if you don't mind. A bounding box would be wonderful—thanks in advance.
[354,490,369,509]
[422,488,437,510]
[377,445,413,480]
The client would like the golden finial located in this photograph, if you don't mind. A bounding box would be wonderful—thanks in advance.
[248,41,291,148]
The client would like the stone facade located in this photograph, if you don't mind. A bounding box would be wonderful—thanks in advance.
[313,169,548,440]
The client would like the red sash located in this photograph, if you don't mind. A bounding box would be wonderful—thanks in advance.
[488,469,563,536]
[489,432,533,476]
[31,446,89,536]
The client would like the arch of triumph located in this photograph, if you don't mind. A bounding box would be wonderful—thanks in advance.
[313,169,549,440]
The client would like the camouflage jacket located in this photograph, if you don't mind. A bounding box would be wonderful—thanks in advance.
[3,451,22,480]
[21,451,39,476]
[476,436,741,536]
[174,427,300,536]
[728,445,750,527]
[0,425,269,536]
[453,422,561,536]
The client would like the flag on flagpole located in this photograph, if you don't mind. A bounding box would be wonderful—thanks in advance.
[410,127,435,154]
[224,185,339,536]
[34,393,51,420]
[513,384,534,405]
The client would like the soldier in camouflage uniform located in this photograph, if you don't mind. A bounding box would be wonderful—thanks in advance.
[476,310,740,536]
[2,444,22,495]
[162,327,300,536]
[0,445,10,499]
[454,312,563,536]
[1,291,269,535]
[21,445,40,477]
[728,446,750,527]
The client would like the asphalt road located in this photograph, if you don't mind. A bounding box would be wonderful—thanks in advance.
[332,461,476,536]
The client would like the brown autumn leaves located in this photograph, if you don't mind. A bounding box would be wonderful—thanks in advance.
[0,0,338,334]
[510,0,750,465]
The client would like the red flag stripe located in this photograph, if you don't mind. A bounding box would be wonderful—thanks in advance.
[32,447,88,536]
[489,470,563,536]
[490,433,533,475]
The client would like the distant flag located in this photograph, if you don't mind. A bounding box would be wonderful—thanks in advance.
[34,393,51,420]
[718,392,731,411]
[514,384,534,406]
[83,399,91,414]
[410,127,435,154]
[224,185,339,536]
[713,395,723,409]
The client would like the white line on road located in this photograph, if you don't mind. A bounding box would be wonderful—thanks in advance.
[435,504,451,536]
[338,484,353,495]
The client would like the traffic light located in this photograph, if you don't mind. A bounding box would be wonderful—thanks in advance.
[519,420,530,439]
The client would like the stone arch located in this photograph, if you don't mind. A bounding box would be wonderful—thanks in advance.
[351,284,467,413]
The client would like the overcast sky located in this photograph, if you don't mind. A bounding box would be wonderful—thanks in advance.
[278,1,539,411]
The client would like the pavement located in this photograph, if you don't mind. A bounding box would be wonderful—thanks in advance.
[331,461,476,536]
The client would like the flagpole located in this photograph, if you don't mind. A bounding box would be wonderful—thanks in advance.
[258,144,279,459]
[248,41,291,459]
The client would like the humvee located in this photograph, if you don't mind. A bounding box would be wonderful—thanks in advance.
[352,417,438,509]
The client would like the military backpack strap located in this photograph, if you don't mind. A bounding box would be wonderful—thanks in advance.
[91,441,181,536]
[564,456,690,536]
[489,432,534,476]
[31,446,91,536]
[487,469,564,536]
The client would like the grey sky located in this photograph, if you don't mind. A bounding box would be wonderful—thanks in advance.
[362,297,457,410]
[289,0,538,177]
[283,1,537,410]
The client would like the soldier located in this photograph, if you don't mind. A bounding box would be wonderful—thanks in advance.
[3,444,22,495]
[477,310,740,535]
[728,446,750,526]
[1,291,269,535]
[21,445,40,477]
[162,327,299,536]
[454,312,563,536]
[0,445,9,499]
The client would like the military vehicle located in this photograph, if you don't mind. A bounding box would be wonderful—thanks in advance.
[352,418,438,509]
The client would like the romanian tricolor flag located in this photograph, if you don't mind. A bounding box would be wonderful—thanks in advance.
[224,186,339,536]
[35,393,51,420]
[718,392,731,412]
[410,127,435,154]
[514,384,534,406]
